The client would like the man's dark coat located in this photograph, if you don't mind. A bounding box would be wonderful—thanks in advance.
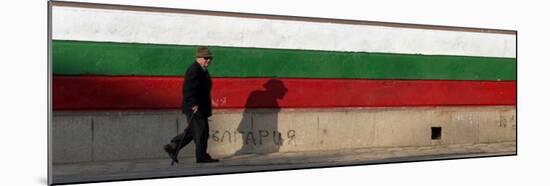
[182,61,212,118]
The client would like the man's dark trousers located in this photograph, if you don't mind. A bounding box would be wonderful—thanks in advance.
[170,112,210,161]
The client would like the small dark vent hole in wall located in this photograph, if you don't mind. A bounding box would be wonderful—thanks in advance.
[431,127,442,140]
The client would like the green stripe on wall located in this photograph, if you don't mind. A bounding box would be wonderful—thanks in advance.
[53,40,516,80]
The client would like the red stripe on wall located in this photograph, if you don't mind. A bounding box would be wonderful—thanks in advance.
[52,76,516,110]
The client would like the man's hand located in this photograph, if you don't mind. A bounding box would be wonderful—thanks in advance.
[192,105,198,113]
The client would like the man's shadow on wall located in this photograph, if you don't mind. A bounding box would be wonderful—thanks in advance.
[235,79,287,155]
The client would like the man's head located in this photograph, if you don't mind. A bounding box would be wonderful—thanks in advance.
[195,46,213,69]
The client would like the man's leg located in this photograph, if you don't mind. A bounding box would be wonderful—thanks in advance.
[192,116,209,161]
[193,117,219,162]
[171,115,195,152]
[202,119,211,159]
[164,114,194,164]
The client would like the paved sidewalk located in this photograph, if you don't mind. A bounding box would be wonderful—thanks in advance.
[52,142,516,184]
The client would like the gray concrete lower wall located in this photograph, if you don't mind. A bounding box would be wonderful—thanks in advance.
[52,106,516,164]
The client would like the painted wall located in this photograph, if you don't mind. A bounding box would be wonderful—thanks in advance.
[51,5,516,163]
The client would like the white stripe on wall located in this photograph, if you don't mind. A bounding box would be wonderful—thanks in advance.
[53,6,516,58]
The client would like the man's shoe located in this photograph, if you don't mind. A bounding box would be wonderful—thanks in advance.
[197,158,219,163]
[163,143,179,164]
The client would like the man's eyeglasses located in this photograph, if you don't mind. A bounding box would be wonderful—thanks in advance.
[204,57,213,60]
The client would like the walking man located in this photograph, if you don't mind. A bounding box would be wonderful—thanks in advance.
[164,46,219,164]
